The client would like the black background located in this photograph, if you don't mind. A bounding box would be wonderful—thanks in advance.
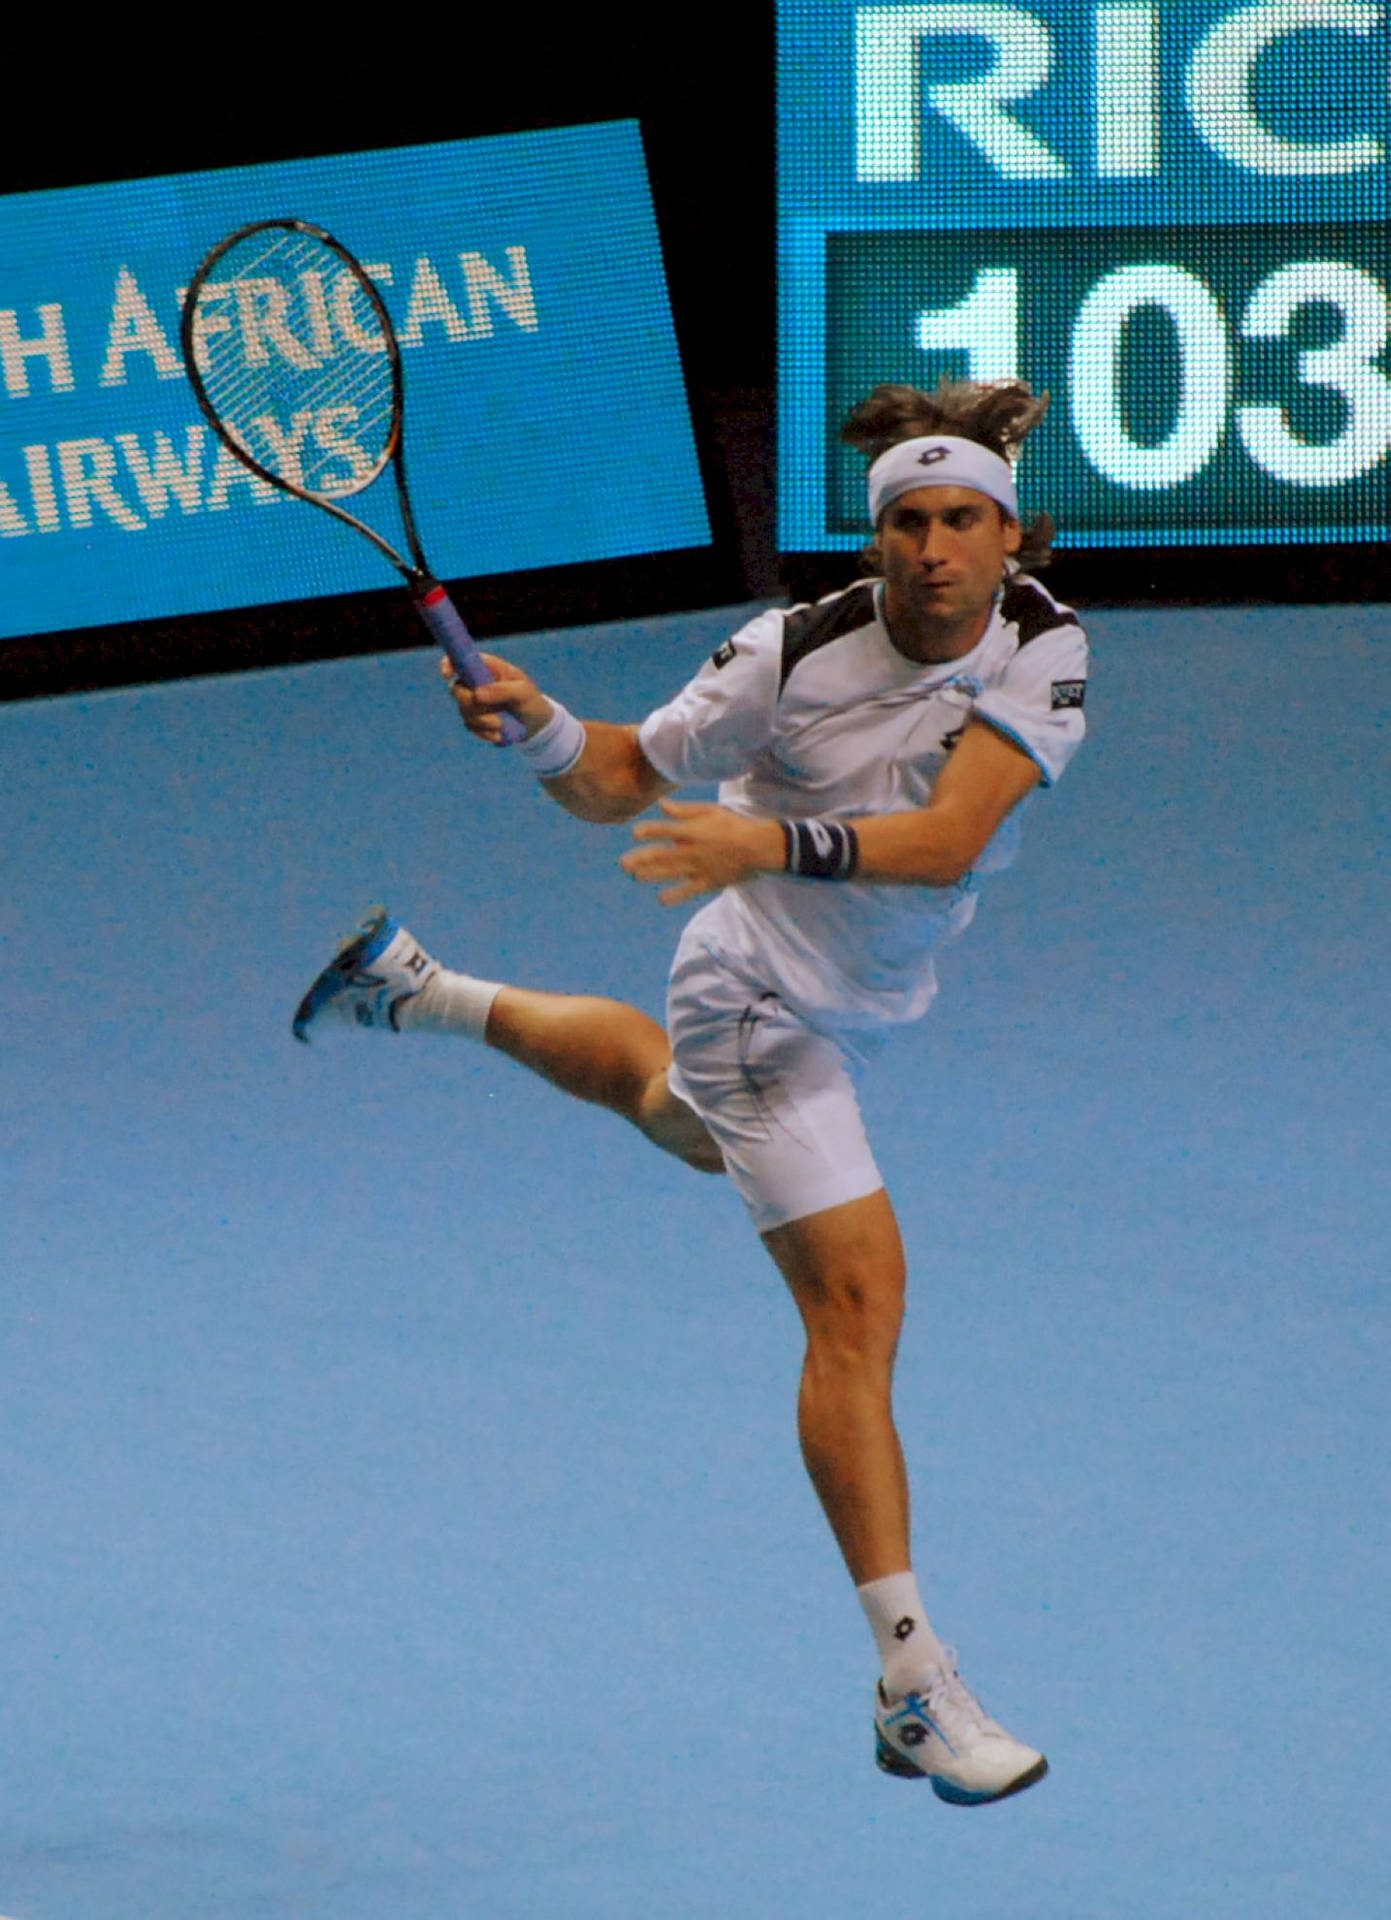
[1,20,1382,700]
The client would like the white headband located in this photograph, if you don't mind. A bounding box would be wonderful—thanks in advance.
[867,435,1019,523]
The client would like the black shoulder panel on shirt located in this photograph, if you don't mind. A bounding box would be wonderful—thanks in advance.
[1001,574,1081,647]
[779,581,879,690]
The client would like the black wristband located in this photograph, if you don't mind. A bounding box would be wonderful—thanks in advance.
[780,816,860,880]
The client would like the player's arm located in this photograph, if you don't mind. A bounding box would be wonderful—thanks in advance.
[850,718,1041,882]
[445,652,672,823]
[542,722,672,823]
[622,719,1040,902]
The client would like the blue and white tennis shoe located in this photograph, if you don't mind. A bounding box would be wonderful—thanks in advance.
[292,906,438,1042]
[874,1656,1048,1805]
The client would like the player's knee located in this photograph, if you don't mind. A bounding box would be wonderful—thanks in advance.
[804,1307,901,1386]
[799,1260,905,1368]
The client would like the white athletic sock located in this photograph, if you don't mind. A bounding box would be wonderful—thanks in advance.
[394,967,502,1042]
[858,1571,950,1698]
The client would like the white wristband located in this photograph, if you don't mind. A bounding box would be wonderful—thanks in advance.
[516,699,587,779]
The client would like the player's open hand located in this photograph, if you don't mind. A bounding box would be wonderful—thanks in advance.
[620,800,784,906]
[441,652,553,745]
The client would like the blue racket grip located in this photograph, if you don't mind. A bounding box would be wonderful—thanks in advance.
[414,583,526,746]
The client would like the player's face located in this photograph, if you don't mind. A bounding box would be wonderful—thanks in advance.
[878,486,1022,660]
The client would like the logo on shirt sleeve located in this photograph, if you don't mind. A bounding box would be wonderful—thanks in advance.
[1051,679,1086,710]
[710,640,737,669]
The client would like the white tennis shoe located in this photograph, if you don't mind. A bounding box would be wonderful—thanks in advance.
[292,906,438,1042]
[874,1656,1048,1806]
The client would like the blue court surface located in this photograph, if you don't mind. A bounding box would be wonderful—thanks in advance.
[3,598,1388,1919]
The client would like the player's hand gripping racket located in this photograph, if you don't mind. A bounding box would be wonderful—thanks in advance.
[180,217,523,743]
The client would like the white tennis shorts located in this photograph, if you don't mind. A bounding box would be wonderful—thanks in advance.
[663,920,886,1233]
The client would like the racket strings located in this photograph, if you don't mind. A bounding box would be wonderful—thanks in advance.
[190,226,398,499]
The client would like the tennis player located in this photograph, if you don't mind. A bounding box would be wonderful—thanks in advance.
[295,379,1087,1806]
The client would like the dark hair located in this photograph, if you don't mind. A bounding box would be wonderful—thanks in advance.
[840,378,1055,572]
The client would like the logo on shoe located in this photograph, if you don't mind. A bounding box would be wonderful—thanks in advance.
[899,1720,929,1747]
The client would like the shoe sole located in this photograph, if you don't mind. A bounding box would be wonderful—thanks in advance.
[292,906,392,1044]
[875,1732,1049,1805]
[931,1756,1049,1806]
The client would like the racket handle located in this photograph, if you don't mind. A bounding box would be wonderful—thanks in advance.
[413,582,525,747]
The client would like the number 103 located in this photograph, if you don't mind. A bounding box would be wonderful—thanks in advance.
[917,258,1391,490]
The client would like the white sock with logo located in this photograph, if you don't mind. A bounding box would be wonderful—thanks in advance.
[858,1571,949,1699]
[394,968,502,1042]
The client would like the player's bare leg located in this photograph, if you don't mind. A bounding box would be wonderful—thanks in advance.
[484,986,725,1171]
[293,907,723,1171]
[764,1188,1047,1803]
[761,1188,911,1583]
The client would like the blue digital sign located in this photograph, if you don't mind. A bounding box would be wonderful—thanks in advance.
[780,1,1391,549]
[0,123,710,641]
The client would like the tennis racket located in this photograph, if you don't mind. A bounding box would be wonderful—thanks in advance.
[180,216,524,743]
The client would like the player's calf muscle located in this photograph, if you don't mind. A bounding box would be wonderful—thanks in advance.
[482,987,722,1171]
[485,989,664,1110]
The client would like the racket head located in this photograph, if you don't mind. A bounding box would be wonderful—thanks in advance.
[181,219,405,508]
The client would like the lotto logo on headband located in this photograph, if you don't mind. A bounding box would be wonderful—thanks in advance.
[867,435,1021,524]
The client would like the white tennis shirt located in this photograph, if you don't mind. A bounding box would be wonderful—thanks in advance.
[638,573,1088,1031]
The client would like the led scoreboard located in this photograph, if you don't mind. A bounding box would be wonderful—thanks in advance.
[779,1,1391,550]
